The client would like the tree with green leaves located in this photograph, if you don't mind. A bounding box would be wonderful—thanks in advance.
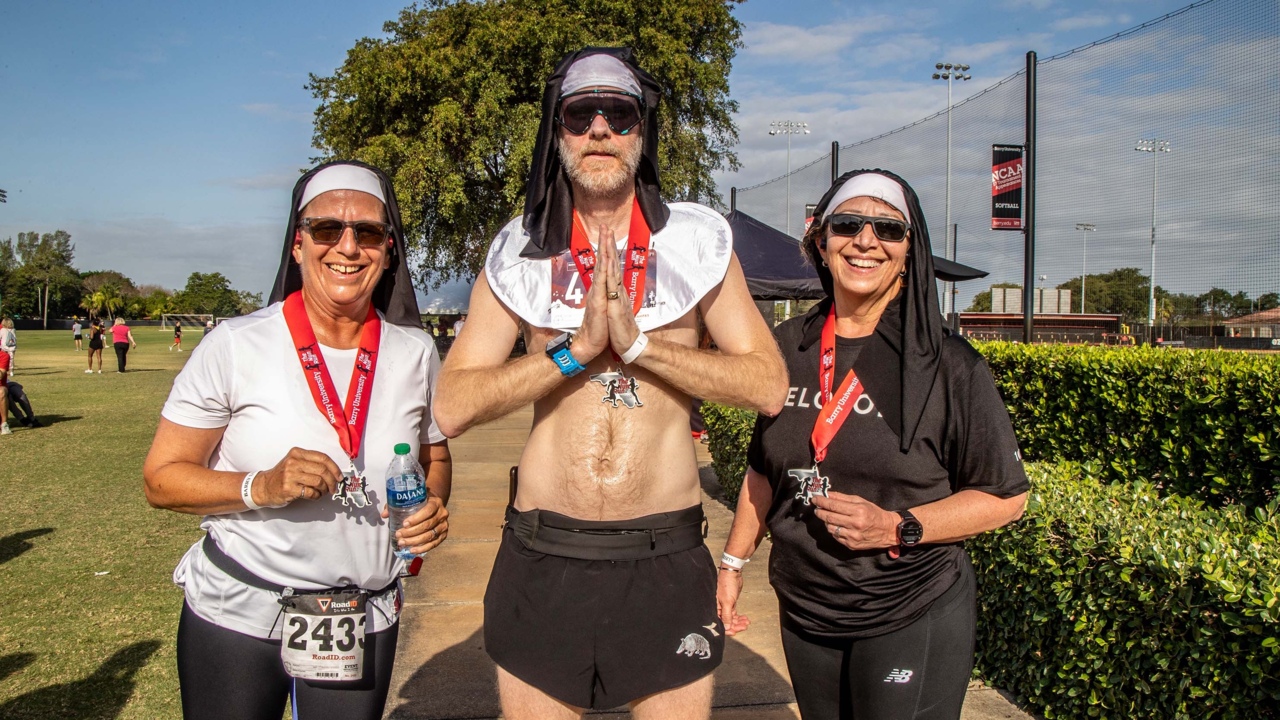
[171,272,243,317]
[7,230,81,327]
[309,0,743,287]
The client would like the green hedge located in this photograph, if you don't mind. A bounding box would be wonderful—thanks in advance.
[702,402,755,503]
[979,343,1280,509]
[970,463,1279,719]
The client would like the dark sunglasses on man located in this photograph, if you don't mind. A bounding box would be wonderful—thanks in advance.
[299,218,392,248]
[826,213,911,243]
[556,89,644,136]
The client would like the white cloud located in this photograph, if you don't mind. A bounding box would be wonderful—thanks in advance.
[742,18,895,59]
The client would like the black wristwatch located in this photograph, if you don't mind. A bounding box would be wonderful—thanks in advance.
[896,510,923,547]
[546,332,585,377]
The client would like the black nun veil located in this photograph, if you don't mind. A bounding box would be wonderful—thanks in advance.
[268,160,421,328]
[799,169,946,453]
[519,46,670,259]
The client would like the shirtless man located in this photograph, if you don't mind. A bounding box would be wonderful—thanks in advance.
[434,48,787,720]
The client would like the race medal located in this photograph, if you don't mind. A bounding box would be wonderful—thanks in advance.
[333,469,371,509]
[279,590,368,681]
[789,465,830,506]
[589,368,644,409]
[797,304,867,508]
[568,199,652,409]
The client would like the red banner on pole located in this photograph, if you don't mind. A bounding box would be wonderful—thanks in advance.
[992,145,1024,230]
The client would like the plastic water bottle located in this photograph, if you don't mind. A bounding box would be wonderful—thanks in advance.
[386,443,427,560]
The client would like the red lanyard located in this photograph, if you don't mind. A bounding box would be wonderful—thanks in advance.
[810,304,866,464]
[282,291,381,460]
[569,197,651,316]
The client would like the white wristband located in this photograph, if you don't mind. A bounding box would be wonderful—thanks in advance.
[620,331,649,364]
[241,471,263,511]
[721,552,748,570]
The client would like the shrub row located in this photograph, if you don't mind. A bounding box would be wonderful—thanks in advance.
[969,464,1280,719]
[702,402,755,503]
[979,343,1280,509]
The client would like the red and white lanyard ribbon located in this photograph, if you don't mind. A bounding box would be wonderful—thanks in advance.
[810,303,866,464]
[282,291,381,461]
[569,196,652,317]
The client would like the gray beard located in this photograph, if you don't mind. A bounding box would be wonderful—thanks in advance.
[558,139,642,200]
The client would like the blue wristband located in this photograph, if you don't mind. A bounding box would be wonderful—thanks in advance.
[551,347,585,376]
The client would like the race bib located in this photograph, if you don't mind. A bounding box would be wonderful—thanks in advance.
[279,590,367,681]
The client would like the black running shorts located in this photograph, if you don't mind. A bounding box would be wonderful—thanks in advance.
[483,507,724,710]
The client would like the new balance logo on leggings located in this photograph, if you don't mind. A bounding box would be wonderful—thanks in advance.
[884,669,914,683]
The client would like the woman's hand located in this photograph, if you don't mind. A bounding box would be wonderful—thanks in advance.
[716,568,751,636]
[381,494,449,555]
[812,491,899,551]
[253,448,343,507]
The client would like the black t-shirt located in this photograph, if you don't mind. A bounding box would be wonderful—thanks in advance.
[748,315,1029,638]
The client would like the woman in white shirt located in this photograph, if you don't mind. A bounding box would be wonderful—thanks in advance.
[143,161,452,720]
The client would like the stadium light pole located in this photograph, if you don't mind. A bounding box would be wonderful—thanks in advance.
[1075,223,1096,313]
[932,62,972,315]
[769,120,810,237]
[1135,138,1170,341]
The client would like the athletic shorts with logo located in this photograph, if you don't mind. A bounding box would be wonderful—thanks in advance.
[483,505,724,710]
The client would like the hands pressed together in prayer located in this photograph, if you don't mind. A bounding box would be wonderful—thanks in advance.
[568,225,644,364]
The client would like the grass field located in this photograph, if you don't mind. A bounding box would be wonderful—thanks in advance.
[0,328,207,719]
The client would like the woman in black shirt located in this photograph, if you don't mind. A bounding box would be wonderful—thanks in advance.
[716,170,1028,720]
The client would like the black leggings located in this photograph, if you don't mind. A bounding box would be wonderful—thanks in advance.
[780,560,976,720]
[113,342,129,372]
[176,602,398,720]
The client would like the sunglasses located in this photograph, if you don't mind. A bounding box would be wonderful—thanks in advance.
[826,213,911,243]
[556,90,644,135]
[299,217,391,248]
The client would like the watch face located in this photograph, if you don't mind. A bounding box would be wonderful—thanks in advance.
[898,516,924,546]
[546,332,571,354]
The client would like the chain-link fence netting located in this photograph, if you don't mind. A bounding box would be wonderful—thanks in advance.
[734,0,1280,335]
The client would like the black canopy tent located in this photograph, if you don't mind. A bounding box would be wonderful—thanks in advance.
[726,210,988,301]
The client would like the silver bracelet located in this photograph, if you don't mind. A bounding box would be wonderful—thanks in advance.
[620,331,649,364]
[241,471,263,511]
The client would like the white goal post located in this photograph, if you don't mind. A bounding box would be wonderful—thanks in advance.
[160,313,213,330]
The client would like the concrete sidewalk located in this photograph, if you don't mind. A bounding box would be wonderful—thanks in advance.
[384,407,1034,720]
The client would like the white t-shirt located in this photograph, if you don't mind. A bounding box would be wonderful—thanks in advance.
[162,302,445,639]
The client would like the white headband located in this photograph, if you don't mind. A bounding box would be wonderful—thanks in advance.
[297,165,386,211]
[561,54,642,97]
[822,173,909,221]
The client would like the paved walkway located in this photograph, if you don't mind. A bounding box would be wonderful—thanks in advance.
[384,407,1034,720]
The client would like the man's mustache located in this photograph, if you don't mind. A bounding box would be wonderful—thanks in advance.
[574,145,620,159]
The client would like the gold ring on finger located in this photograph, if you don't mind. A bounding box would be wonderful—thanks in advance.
[607,291,620,300]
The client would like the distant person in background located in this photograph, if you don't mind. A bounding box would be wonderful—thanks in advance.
[73,318,84,351]
[111,317,137,373]
[170,321,184,352]
[204,320,214,337]
[423,319,436,337]
[87,317,105,374]
[6,381,39,428]
[0,344,10,435]
[452,314,466,337]
[0,318,16,376]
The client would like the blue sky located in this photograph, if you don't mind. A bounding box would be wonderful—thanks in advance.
[0,0,1201,310]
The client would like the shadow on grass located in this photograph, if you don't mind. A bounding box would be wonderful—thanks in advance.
[6,370,61,377]
[0,653,36,683]
[0,529,54,565]
[0,640,160,720]
[20,414,82,428]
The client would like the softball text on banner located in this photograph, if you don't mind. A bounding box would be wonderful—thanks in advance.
[991,145,1024,230]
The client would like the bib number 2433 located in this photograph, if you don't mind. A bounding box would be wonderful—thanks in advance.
[279,590,367,681]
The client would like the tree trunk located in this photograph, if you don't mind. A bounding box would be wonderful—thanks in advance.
[42,281,50,329]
